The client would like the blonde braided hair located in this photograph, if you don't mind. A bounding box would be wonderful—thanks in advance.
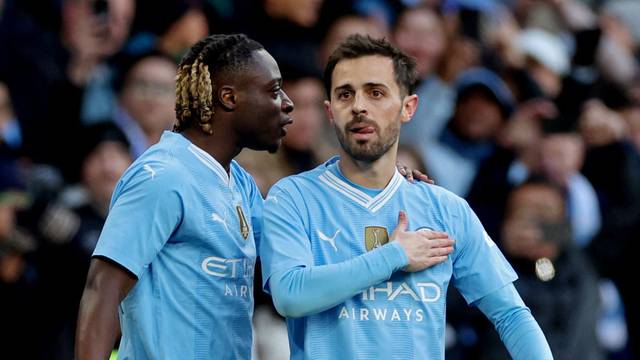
[173,34,263,134]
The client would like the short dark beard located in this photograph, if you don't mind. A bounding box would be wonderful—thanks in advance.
[334,113,400,162]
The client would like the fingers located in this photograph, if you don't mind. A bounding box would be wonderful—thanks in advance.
[405,255,450,272]
[406,170,414,183]
[430,246,454,257]
[418,230,448,237]
[429,256,449,265]
[413,169,434,184]
[429,237,455,248]
[396,211,409,232]
[397,162,415,183]
[415,228,454,240]
[416,232,455,249]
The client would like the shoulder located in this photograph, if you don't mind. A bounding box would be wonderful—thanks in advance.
[411,181,466,205]
[408,181,471,220]
[271,158,337,194]
[118,147,189,195]
[264,161,336,209]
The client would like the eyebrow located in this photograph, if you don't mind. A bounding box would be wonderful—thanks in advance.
[333,84,354,94]
[333,82,390,93]
[363,82,389,89]
[268,78,282,87]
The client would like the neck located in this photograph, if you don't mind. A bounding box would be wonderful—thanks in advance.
[93,199,110,218]
[144,129,163,148]
[338,145,398,189]
[180,127,241,172]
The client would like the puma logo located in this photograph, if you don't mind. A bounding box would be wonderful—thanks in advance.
[317,229,340,252]
[211,212,229,232]
[143,164,156,179]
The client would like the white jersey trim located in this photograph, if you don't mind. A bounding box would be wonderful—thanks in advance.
[318,164,403,213]
[187,144,230,184]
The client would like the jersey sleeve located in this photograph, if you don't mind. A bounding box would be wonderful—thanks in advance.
[476,284,553,359]
[259,180,314,290]
[92,160,185,278]
[451,198,518,304]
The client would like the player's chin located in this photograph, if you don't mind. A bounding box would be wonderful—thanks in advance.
[266,141,280,153]
[251,138,281,153]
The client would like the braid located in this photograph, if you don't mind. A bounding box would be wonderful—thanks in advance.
[173,34,263,134]
[195,59,213,134]
[173,65,192,130]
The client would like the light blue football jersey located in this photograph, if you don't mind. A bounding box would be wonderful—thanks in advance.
[260,157,517,360]
[93,131,263,360]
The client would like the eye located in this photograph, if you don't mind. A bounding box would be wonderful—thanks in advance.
[371,89,384,98]
[271,86,282,98]
[337,90,351,100]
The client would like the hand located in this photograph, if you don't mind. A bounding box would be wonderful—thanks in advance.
[502,219,558,261]
[397,162,434,184]
[579,100,627,147]
[499,99,557,150]
[390,211,454,272]
[63,1,112,85]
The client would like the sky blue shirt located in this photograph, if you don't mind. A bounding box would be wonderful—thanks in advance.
[93,131,263,360]
[260,157,518,359]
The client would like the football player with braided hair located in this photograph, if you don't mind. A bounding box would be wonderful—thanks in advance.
[76,34,294,360]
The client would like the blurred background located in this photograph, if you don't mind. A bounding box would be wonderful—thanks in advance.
[1,0,639,359]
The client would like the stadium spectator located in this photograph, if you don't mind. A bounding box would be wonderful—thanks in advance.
[111,50,178,159]
[479,178,604,359]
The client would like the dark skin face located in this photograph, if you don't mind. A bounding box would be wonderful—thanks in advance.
[227,49,294,153]
[182,49,294,170]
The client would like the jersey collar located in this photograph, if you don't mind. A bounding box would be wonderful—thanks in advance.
[187,143,230,184]
[318,158,403,213]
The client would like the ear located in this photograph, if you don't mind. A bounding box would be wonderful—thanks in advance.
[218,85,237,111]
[324,100,335,126]
[401,94,419,124]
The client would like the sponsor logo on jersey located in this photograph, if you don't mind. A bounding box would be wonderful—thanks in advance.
[361,281,441,302]
[336,281,443,322]
[201,256,254,279]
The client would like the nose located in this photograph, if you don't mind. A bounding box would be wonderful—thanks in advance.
[281,90,294,114]
[352,91,367,116]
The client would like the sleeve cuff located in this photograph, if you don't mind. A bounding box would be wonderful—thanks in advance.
[380,242,409,272]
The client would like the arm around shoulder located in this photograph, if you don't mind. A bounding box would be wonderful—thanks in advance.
[75,257,137,360]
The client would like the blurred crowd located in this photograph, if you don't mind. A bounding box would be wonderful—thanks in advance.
[1,0,639,359]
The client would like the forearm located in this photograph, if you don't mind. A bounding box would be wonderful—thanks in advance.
[496,308,553,360]
[75,284,121,360]
[75,258,136,360]
[476,284,553,360]
[269,242,407,318]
